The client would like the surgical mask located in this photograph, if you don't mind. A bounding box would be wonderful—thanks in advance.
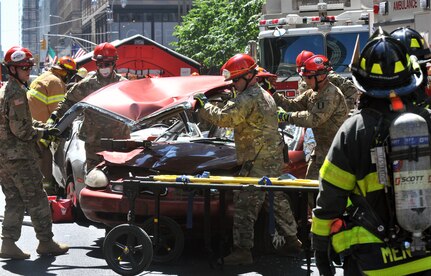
[99,67,112,78]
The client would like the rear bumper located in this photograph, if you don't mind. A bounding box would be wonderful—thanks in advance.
[79,187,232,227]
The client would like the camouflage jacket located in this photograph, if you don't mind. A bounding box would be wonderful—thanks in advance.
[298,71,359,110]
[198,83,283,170]
[54,72,128,144]
[0,78,45,160]
[274,81,348,164]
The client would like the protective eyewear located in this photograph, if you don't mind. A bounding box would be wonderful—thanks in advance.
[97,61,115,68]
[232,77,241,83]
[18,66,33,71]
[301,75,315,80]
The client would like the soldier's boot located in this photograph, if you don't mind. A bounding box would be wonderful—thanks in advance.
[0,239,31,259]
[36,239,69,256]
[280,236,303,257]
[221,247,253,265]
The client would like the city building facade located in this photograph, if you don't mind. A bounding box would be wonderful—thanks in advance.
[20,0,193,73]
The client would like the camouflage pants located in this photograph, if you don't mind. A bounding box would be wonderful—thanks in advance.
[233,158,297,249]
[0,159,53,242]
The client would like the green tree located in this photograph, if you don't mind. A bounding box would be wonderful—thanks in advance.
[172,0,264,74]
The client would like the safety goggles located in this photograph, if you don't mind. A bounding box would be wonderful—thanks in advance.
[18,66,33,71]
[96,61,115,68]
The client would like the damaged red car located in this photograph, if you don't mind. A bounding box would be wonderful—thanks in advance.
[54,75,310,262]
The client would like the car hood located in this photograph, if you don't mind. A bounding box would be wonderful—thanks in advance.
[101,141,238,175]
[81,75,230,121]
[55,75,230,133]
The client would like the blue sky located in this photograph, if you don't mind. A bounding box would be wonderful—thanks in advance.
[1,0,20,52]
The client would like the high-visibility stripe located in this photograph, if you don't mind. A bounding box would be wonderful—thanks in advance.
[410,38,420,49]
[311,216,334,237]
[360,58,366,70]
[394,61,405,73]
[371,63,383,74]
[331,226,383,253]
[354,172,384,196]
[28,89,64,105]
[320,158,356,191]
[364,255,431,276]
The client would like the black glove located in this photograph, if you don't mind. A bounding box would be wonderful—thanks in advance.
[42,128,61,140]
[315,250,335,276]
[194,93,208,110]
[46,112,59,127]
[277,109,291,122]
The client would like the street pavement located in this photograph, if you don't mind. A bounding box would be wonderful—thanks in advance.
[0,192,343,275]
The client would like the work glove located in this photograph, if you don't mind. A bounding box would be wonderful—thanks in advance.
[194,93,208,110]
[46,112,59,127]
[277,109,291,122]
[39,128,61,148]
[315,250,335,276]
[42,128,61,139]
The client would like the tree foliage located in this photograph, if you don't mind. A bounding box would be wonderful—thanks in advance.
[171,0,264,74]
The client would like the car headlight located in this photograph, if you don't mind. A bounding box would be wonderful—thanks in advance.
[85,168,109,188]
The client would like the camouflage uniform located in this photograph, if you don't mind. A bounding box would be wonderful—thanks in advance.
[0,78,53,242]
[274,81,348,180]
[55,72,129,170]
[298,71,359,110]
[199,83,297,250]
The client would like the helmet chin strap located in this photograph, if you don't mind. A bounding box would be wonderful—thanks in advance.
[313,74,327,91]
[242,70,257,90]
[9,67,29,90]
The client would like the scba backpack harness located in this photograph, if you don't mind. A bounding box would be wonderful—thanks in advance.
[348,107,431,255]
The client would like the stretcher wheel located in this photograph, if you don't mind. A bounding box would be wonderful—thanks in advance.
[103,224,153,275]
[142,216,184,263]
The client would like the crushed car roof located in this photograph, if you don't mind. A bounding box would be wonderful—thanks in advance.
[81,75,230,121]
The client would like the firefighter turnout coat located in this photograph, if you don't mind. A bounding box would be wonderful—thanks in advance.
[311,100,431,275]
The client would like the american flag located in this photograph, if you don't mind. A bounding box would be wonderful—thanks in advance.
[73,48,87,59]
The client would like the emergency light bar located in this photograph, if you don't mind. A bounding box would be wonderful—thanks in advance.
[259,15,336,28]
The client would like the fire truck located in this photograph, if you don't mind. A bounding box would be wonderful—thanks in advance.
[255,0,431,97]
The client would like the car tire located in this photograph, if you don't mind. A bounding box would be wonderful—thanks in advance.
[103,224,153,276]
[142,216,184,263]
[65,174,86,221]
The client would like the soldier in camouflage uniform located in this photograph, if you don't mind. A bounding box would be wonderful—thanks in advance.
[275,54,348,180]
[0,46,69,259]
[194,54,301,265]
[296,50,359,111]
[49,42,128,171]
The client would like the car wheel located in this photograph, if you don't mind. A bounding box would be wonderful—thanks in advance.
[142,216,184,263]
[103,224,153,276]
[65,174,86,221]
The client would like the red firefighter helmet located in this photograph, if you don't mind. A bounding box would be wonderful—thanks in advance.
[92,42,118,62]
[296,50,315,72]
[256,66,277,78]
[299,55,332,77]
[3,46,34,67]
[53,56,77,72]
[221,54,257,81]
